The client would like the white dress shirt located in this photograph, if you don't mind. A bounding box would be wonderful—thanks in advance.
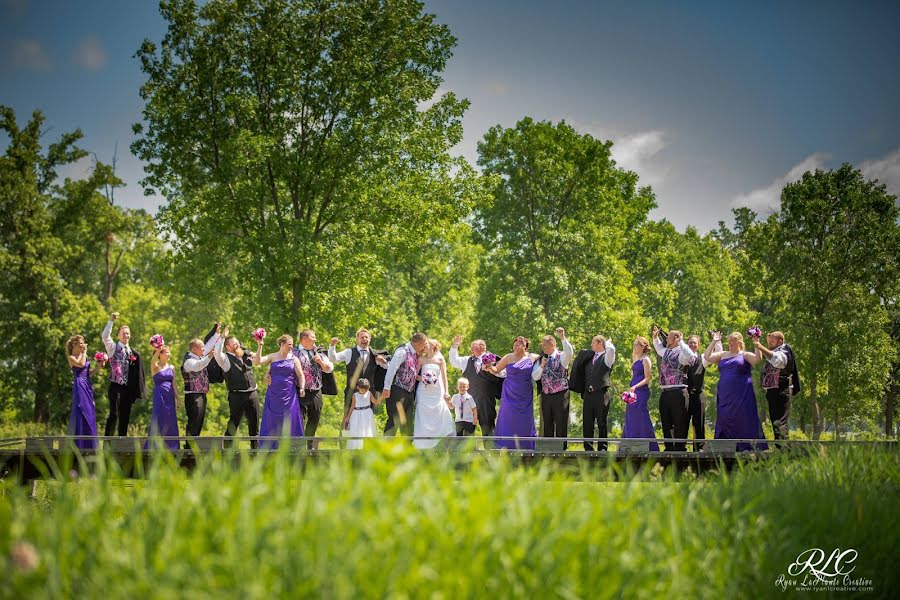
[448,346,507,378]
[329,345,371,365]
[383,343,414,391]
[530,338,576,380]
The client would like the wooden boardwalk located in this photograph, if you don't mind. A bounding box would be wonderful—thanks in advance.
[1,437,893,485]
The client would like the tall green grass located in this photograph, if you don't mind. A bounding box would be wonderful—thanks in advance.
[1,444,897,599]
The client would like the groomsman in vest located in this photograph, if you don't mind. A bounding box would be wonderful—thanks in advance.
[652,326,697,451]
[754,331,801,443]
[686,334,719,451]
[294,329,334,450]
[329,328,389,412]
[382,332,428,436]
[182,327,220,447]
[449,334,504,443]
[531,328,575,449]
[569,334,616,451]
[101,312,146,436]
[214,327,259,449]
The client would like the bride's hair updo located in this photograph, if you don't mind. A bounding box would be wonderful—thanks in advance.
[428,338,442,353]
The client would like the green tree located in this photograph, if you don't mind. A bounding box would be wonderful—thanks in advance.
[0,108,105,422]
[472,118,654,348]
[749,164,898,438]
[133,0,476,335]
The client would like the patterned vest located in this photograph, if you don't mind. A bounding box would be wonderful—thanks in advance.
[181,353,210,394]
[109,343,130,386]
[295,347,322,390]
[659,347,687,387]
[762,344,794,390]
[393,345,419,392]
[540,351,569,394]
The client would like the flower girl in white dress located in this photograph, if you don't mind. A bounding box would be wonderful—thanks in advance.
[342,378,379,449]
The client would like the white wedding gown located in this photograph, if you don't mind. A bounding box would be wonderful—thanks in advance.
[413,360,456,449]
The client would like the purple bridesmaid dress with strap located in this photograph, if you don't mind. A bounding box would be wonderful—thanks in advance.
[715,354,768,451]
[494,356,537,450]
[259,357,304,449]
[622,359,659,451]
[147,365,179,450]
[69,358,98,450]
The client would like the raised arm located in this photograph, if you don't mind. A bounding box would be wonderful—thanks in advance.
[101,315,117,356]
[150,347,162,376]
[702,340,722,368]
[448,340,469,371]
[677,340,696,366]
[213,335,230,372]
[183,353,212,372]
[328,339,351,364]
[704,333,727,364]
[604,339,616,368]
[252,341,271,366]
[560,336,575,368]
[652,333,666,358]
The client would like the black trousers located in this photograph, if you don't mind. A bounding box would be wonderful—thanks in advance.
[766,387,791,441]
[184,392,207,446]
[541,390,569,440]
[582,389,610,451]
[224,390,260,448]
[105,382,134,436]
[300,389,323,449]
[384,385,416,436]
[473,395,496,436]
[659,388,689,451]
[688,391,706,451]
[456,421,476,436]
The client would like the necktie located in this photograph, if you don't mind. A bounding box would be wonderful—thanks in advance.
[475,357,481,374]
[592,352,600,365]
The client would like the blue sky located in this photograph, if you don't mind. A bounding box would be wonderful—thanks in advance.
[2,0,899,231]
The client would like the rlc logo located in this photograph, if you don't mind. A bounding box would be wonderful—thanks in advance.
[787,548,858,580]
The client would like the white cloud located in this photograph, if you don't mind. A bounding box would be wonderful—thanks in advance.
[72,36,107,71]
[57,154,94,182]
[860,147,900,200]
[731,152,830,212]
[2,39,51,71]
[608,129,669,184]
[570,120,671,187]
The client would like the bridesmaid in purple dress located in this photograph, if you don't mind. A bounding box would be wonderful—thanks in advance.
[254,334,306,449]
[704,331,768,451]
[65,335,100,450]
[147,345,179,450]
[622,336,659,451]
[486,336,539,450]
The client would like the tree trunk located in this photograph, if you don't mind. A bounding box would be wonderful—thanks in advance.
[809,369,822,440]
[886,374,897,439]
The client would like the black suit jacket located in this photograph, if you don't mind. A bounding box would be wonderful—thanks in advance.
[567,349,595,395]
[126,350,147,401]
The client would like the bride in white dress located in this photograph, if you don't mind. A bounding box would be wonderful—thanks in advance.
[413,339,456,449]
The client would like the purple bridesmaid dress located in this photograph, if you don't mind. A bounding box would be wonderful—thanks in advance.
[148,365,179,450]
[715,354,768,451]
[69,358,98,450]
[494,356,537,450]
[622,359,660,451]
[259,357,304,449]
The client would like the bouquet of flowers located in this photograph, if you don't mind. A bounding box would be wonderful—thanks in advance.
[747,326,762,339]
[149,334,165,350]
[480,352,498,365]
[621,390,637,404]
[422,370,439,385]
[253,328,267,343]
[94,352,108,364]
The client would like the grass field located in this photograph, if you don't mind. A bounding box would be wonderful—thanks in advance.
[1,443,897,599]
